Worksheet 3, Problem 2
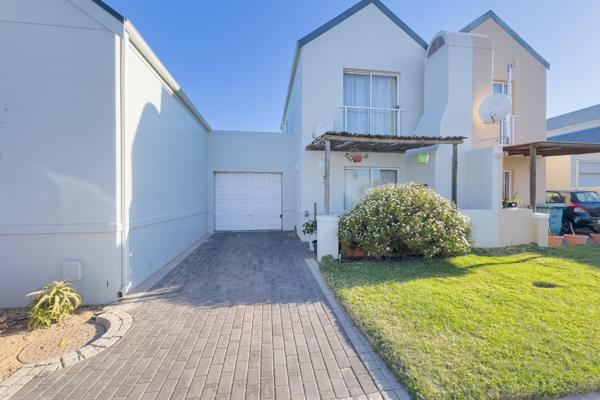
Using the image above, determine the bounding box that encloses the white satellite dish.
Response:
[313,117,333,137]
[479,94,512,124]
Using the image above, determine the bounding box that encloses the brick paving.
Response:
[10,232,391,400]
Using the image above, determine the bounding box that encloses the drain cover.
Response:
[532,281,560,289]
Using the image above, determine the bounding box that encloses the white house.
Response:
[1,0,552,307]
[546,104,600,193]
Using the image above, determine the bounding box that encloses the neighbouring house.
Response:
[1,0,554,307]
[546,105,600,193]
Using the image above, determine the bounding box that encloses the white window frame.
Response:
[493,80,517,144]
[502,169,513,200]
[344,167,400,210]
[342,70,401,135]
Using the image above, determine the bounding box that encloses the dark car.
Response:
[546,190,600,234]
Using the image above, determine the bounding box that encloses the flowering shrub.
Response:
[339,183,472,258]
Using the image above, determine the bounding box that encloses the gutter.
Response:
[119,28,131,296]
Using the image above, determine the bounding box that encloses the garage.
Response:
[577,161,600,188]
[215,172,282,231]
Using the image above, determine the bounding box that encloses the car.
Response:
[546,190,600,234]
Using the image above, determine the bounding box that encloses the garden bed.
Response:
[0,306,103,381]
[320,245,600,399]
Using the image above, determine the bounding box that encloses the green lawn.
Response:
[320,245,600,400]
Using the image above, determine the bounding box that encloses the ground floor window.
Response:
[502,170,513,200]
[344,168,398,210]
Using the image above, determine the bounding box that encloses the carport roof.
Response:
[305,132,465,153]
[504,141,600,157]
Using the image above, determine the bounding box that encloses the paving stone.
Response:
[8,233,400,400]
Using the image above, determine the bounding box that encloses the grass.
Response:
[320,245,600,400]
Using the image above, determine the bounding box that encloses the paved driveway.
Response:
[11,232,392,400]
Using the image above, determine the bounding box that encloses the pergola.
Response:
[306,132,465,214]
[504,141,600,211]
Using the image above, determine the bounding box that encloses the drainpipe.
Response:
[119,27,131,297]
[505,62,517,144]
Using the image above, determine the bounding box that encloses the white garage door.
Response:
[578,161,600,188]
[215,172,282,231]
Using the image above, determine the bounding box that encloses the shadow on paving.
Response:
[135,231,324,308]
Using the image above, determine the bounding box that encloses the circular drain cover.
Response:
[18,321,105,364]
[532,281,560,289]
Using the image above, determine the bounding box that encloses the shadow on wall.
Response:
[125,87,209,292]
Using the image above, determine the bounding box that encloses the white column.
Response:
[316,215,338,261]
[532,212,549,247]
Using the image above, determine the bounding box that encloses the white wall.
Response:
[458,146,502,209]
[0,0,121,306]
[207,131,296,231]
[293,3,426,237]
[124,42,209,290]
[470,19,547,145]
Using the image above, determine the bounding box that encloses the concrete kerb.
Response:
[0,309,133,400]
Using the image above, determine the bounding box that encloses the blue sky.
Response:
[104,0,600,132]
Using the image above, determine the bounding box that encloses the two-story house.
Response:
[1,0,551,307]
[280,0,549,244]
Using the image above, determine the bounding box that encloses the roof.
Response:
[306,132,464,153]
[281,0,428,129]
[547,104,600,131]
[460,10,550,69]
[547,126,600,144]
[504,141,600,157]
[298,0,428,49]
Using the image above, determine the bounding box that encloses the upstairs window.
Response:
[493,80,514,144]
[343,72,399,135]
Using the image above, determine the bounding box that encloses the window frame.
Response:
[342,69,401,135]
[502,169,513,200]
[343,166,400,210]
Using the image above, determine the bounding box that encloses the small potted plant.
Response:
[302,219,317,256]
[502,191,519,208]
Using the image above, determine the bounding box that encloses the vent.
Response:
[427,36,445,58]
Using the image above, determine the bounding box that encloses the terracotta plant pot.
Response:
[547,235,563,247]
[590,234,600,245]
[563,234,588,246]
[345,246,364,258]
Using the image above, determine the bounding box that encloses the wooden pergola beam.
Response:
[530,143,537,212]
[324,139,331,215]
[323,133,463,146]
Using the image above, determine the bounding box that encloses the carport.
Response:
[504,141,600,211]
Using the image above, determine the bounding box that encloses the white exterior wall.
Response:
[123,41,210,290]
[207,131,296,231]
[293,3,425,237]
[0,0,121,306]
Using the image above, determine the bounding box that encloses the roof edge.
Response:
[282,0,428,128]
[90,0,125,22]
[460,10,550,69]
[298,0,427,49]
[125,22,212,131]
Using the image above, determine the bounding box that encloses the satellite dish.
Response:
[479,94,512,124]
[313,117,333,137]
